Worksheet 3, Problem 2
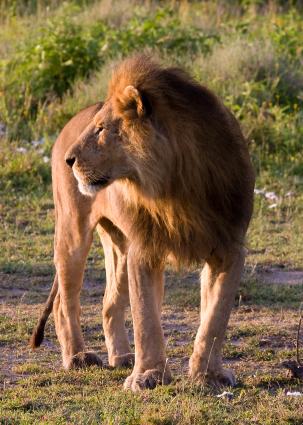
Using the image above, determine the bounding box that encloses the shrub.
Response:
[98,8,220,58]
[2,10,103,140]
[192,29,303,175]
[1,6,220,140]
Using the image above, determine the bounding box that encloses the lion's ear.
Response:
[116,85,152,120]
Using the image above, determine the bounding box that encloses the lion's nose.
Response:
[65,156,76,168]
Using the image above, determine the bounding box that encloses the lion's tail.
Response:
[29,274,58,348]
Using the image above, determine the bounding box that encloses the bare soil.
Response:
[257,268,303,285]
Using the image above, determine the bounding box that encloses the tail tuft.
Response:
[29,274,58,349]
[29,321,45,348]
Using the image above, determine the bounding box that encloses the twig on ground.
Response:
[296,303,303,366]
[281,302,303,380]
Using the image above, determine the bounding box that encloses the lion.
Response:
[30,55,255,391]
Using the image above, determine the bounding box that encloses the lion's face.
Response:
[65,101,135,196]
[65,84,173,198]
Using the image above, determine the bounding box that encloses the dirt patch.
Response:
[257,268,303,285]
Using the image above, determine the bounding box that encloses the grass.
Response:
[1,0,303,424]
[1,270,303,424]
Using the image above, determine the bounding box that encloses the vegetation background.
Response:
[0,0,303,424]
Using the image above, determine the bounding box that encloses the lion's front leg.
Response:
[189,248,245,387]
[53,217,102,370]
[124,247,172,392]
[98,223,134,368]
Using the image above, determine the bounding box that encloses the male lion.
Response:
[31,55,255,391]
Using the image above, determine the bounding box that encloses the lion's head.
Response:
[65,57,177,199]
[65,55,254,266]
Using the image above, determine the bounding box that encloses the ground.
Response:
[1,190,303,423]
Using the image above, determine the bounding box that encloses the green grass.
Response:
[1,1,303,424]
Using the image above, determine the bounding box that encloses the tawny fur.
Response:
[31,55,254,390]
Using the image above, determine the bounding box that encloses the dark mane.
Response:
[110,55,254,266]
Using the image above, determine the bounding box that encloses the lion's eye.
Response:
[95,126,104,136]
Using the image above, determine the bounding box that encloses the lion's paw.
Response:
[124,368,172,392]
[66,351,103,369]
[110,353,135,368]
[190,367,236,388]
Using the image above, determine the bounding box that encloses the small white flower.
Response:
[43,156,50,163]
[16,147,27,154]
[265,191,278,201]
[286,391,302,397]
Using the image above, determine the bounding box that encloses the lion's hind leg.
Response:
[189,247,245,387]
[98,220,134,368]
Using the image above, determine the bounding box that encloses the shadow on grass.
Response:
[166,270,303,310]
[1,262,303,310]
[0,265,106,305]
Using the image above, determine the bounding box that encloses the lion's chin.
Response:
[78,179,112,196]
[78,182,101,197]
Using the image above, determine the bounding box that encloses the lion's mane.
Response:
[106,56,254,267]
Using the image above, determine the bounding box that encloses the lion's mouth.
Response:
[77,175,111,197]
[90,176,111,188]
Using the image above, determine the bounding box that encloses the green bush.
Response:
[270,11,303,59]
[99,8,220,58]
[1,6,220,140]
[2,11,103,140]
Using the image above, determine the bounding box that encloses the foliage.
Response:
[99,8,220,58]
[0,140,51,192]
[1,1,302,180]
[2,9,102,140]
[1,6,220,140]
